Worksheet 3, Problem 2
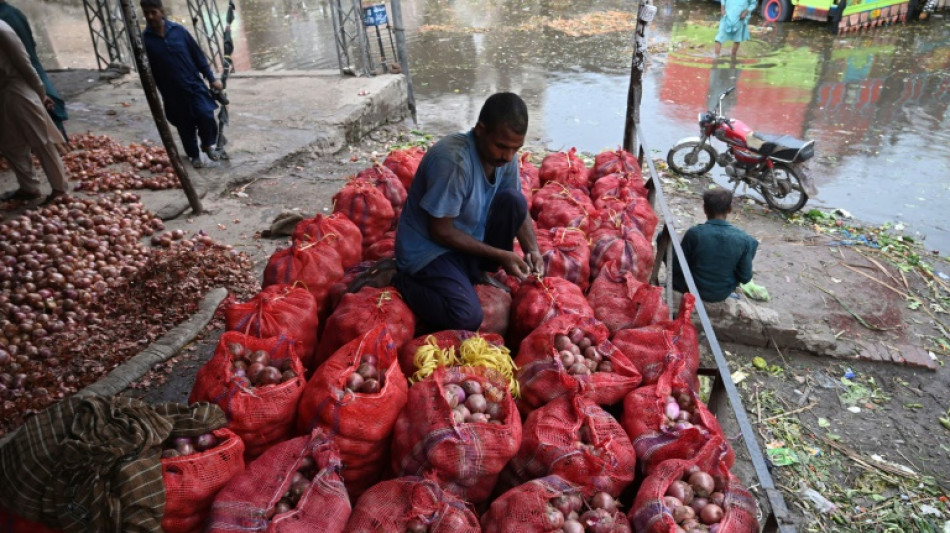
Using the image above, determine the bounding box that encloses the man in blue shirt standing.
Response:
[672,188,758,302]
[394,93,543,331]
[140,0,221,168]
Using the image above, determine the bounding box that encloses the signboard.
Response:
[363,4,388,26]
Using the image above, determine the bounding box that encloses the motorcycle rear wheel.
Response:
[761,163,808,213]
[667,141,717,176]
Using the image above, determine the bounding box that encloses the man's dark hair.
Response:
[703,188,733,216]
[477,92,528,135]
[140,0,163,9]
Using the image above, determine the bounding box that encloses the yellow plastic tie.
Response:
[457,336,520,398]
[410,336,459,384]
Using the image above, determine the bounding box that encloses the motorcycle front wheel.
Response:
[667,142,717,176]
[761,163,809,213]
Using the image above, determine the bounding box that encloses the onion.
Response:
[709,492,725,507]
[357,362,378,380]
[667,480,694,505]
[460,379,482,396]
[578,337,592,350]
[554,334,572,351]
[551,495,573,516]
[465,393,487,413]
[175,442,195,456]
[559,350,575,367]
[664,401,681,420]
[194,433,218,452]
[542,505,564,529]
[444,383,466,405]
[257,366,282,386]
[247,350,270,366]
[663,496,683,510]
[161,448,180,459]
[561,519,584,533]
[359,379,380,394]
[360,354,378,367]
[590,492,617,513]
[247,362,266,382]
[227,342,246,358]
[689,471,715,498]
[346,372,365,391]
[484,401,503,420]
[673,505,695,523]
[568,328,585,344]
[690,497,709,515]
[404,517,428,533]
[700,503,724,524]
[274,501,292,515]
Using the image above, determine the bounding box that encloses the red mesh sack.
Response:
[332,179,395,250]
[225,284,319,371]
[588,260,669,334]
[363,231,395,261]
[356,165,407,217]
[292,212,363,269]
[315,287,416,370]
[382,146,426,191]
[162,428,246,533]
[476,283,511,338]
[398,331,507,379]
[536,227,591,292]
[539,147,590,190]
[515,314,641,409]
[0,507,62,533]
[296,326,408,499]
[391,367,522,504]
[262,240,344,319]
[532,182,598,235]
[190,332,306,459]
[629,456,759,533]
[344,476,480,532]
[510,277,594,345]
[208,430,351,533]
[621,358,733,474]
[589,225,654,282]
[611,294,700,390]
[591,148,642,183]
[519,153,539,205]
[507,395,635,497]
[596,194,658,241]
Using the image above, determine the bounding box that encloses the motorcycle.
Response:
[666,87,817,213]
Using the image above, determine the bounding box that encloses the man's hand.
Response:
[211,80,223,91]
[42,95,54,110]
[740,9,749,18]
[524,250,544,277]
[499,251,531,280]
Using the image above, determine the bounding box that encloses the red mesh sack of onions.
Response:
[515,314,641,410]
[506,395,636,498]
[595,195,658,242]
[363,230,395,261]
[587,260,669,334]
[398,331,506,381]
[532,182,598,235]
[296,325,408,499]
[536,227,592,292]
[332,178,395,251]
[589,225,654,282]
[539,147,590,191]
[0,507,62,533]
[208,429,350,533]
[476,283,512,338]
[225,283,320,372]
[314,287,415,370]
[344,476,480,533]
[190,332,306,459]
[621,358,734,474]
[262,239,344,321]
[383,145,426,191]
[292,212,363,269]
[391,366,522,505]
[591,175,648,213]
[519,152,540,205]
[629,456,759,533]
[356,164,408,218]
[161,428,246,533]
[591,148,642,183]
[611,293,700,390]
[510,276,594,346]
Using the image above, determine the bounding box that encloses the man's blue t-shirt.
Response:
[395,129,519,275]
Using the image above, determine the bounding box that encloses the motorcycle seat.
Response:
[748,132,815,163]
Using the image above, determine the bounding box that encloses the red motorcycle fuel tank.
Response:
[715,118,754,148]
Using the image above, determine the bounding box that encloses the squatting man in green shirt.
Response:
[671,188,758,303]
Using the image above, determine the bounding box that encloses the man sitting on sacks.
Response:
[393,92,544,331]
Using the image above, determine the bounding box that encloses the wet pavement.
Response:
[19,0,950,252]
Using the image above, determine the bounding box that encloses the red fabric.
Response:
[262,240,344,320]
[398,331,506,380]
[475,283,511,338]
[162,428,246,533]
[363,231,395,261]
[344,477,480,532]
[536,227,591,292]
[190,332,306,459]
[595,193,658,241]
[356,165,407,218]
[515,314,641,409]
[225,284,319,371]
[292,213,363,269]
[588,260,669,334]
[315,287,416,370]
[621,358,733,474]
[209,430,351,533]
[382,146,426,191]
[611,293,700,390]
[0,508,62,533]
[591,148,642,183]
[510,277,594,345]
[531,182,598,235]
[296,326,408,499]
[630,456,759,533]
[391,367,522,504]
[332,179,395,250]
[539,148,590,190]
[589,225,654,282]
[507,395,636,497]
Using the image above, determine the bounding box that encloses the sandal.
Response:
[0,189,41,202]
[40,191,68,206]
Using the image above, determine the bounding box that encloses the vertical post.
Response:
[117,0,203,214]
[374,25,387,62]
[623,0,656,153]
[389,0,417,124]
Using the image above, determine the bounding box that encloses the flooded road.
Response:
[20,0,950,252]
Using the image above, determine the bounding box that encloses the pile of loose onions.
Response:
[544,491,630,532]
[554,328,613,376]
[161,432,221,459]
[227,343,297,387]
[443,378,507,425]
[344,354,383,394]
[661,392,709,434]
[64,133,179,191]
[663,467,725,533]
[267,456,316,518]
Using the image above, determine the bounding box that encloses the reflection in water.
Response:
[18,0,950,251]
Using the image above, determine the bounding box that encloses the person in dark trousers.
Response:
[393,92,543,332]
[0,0,68,139]
[672,188,758,303]
[140,0,222,168]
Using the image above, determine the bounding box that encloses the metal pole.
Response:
[374,24,387,62]
[623,0,655,153]
[117,0,203,215]
[389,0,417,123]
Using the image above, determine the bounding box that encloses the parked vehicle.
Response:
[759,0,947,32]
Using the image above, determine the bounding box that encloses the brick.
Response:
[896,343,937,371]
[853,341,936,371]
